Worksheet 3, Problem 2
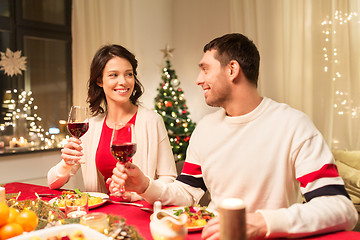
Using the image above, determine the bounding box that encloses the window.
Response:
[0,0,72,154]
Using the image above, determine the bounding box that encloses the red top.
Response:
[95,113,137,192]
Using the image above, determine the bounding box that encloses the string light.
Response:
[322,11,359,120]
[322,11,360,148]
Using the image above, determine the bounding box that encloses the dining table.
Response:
[3,182,360,240]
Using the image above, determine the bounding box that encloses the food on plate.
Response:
[30,229,95,240]
[51,189,102,208]
[172,206,215,228]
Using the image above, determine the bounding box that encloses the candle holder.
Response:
[65,195,89,218]
[80,212,108,233]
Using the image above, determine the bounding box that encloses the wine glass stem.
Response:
[120,160,126,193]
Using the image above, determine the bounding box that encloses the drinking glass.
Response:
[110,123,137,194]
[67,106,89,139]
[80,212,108,233]
[65,194,89,218]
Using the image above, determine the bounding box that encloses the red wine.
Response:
[67,122,89,138]
[111,143,137,164]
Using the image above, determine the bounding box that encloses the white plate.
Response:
[152,206,217,232]
[10,224,108,240]
[48,192,109,210]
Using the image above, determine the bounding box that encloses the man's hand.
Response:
[109,162,150,194]
[201,212,267,240]
[202,217,220,240]
[246,212,267,239]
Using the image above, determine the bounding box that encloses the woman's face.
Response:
[98,56,135,106]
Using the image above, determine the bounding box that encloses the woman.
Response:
[48,44,177,201]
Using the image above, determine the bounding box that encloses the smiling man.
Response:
[110,33,358,239]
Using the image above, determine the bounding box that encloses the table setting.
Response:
[1,182,206,239]
[1,182,360,240]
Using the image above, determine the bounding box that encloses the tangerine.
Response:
[7,208,19,223]
[0,203,9,227]
[0,222,23,239]
[15,209,38,232]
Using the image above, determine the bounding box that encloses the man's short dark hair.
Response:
[204,33,260,86]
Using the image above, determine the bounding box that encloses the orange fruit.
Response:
[0,203,9,227]
[15,209,38,232]
[7,208,19,223]
[0,222,23,239]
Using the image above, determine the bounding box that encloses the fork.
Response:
[102,198,143,207]
[37,193,60,197]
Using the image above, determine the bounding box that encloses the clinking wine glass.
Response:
[67,106,89,138]
[111,123,137,194]
[67,106,89,164]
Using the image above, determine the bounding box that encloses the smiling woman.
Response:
[47,44,177,202]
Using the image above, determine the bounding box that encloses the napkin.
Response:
[0,187,5,203]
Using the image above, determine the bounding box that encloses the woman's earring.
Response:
[132,90,136,96]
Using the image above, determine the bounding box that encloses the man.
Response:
[110,33,358,239]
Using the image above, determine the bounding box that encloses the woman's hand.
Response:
[60,137,84,165]
[109,162,150,194]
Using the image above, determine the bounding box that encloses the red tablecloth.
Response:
[4,182,360,240]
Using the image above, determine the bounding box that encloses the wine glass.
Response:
[110,122,137,194]
[67,106,89,164]
[67,106,89,138]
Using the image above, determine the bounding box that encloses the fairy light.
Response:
[324,11,360,148]
[322,11,359,120]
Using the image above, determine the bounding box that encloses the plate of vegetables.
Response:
[168,206,217,232]
[48,189,108,210]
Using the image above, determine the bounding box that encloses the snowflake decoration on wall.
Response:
[0,48,27,77]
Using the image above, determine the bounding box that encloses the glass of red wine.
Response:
[67,106,89,138]
[67,106,89,164]
[110,122,137,195]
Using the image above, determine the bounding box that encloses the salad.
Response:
[51,189,102,208]
[173,206,216,228]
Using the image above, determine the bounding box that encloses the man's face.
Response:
[196,49,231,107]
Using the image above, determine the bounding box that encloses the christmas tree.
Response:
[154,45,196,162]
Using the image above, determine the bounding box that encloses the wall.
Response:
[172,0,231,121]
[132,0,231,122]
[0,150,84,190]
[131,0,173,112]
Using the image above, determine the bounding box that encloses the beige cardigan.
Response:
[47,106,177,198]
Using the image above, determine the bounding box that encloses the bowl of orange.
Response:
[0,202,39,240]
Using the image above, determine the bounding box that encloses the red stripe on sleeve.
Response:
[181,162,202,175]
[297,164,340,188]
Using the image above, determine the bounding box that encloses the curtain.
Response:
[230,0,360,150]
[71,0,133,108]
